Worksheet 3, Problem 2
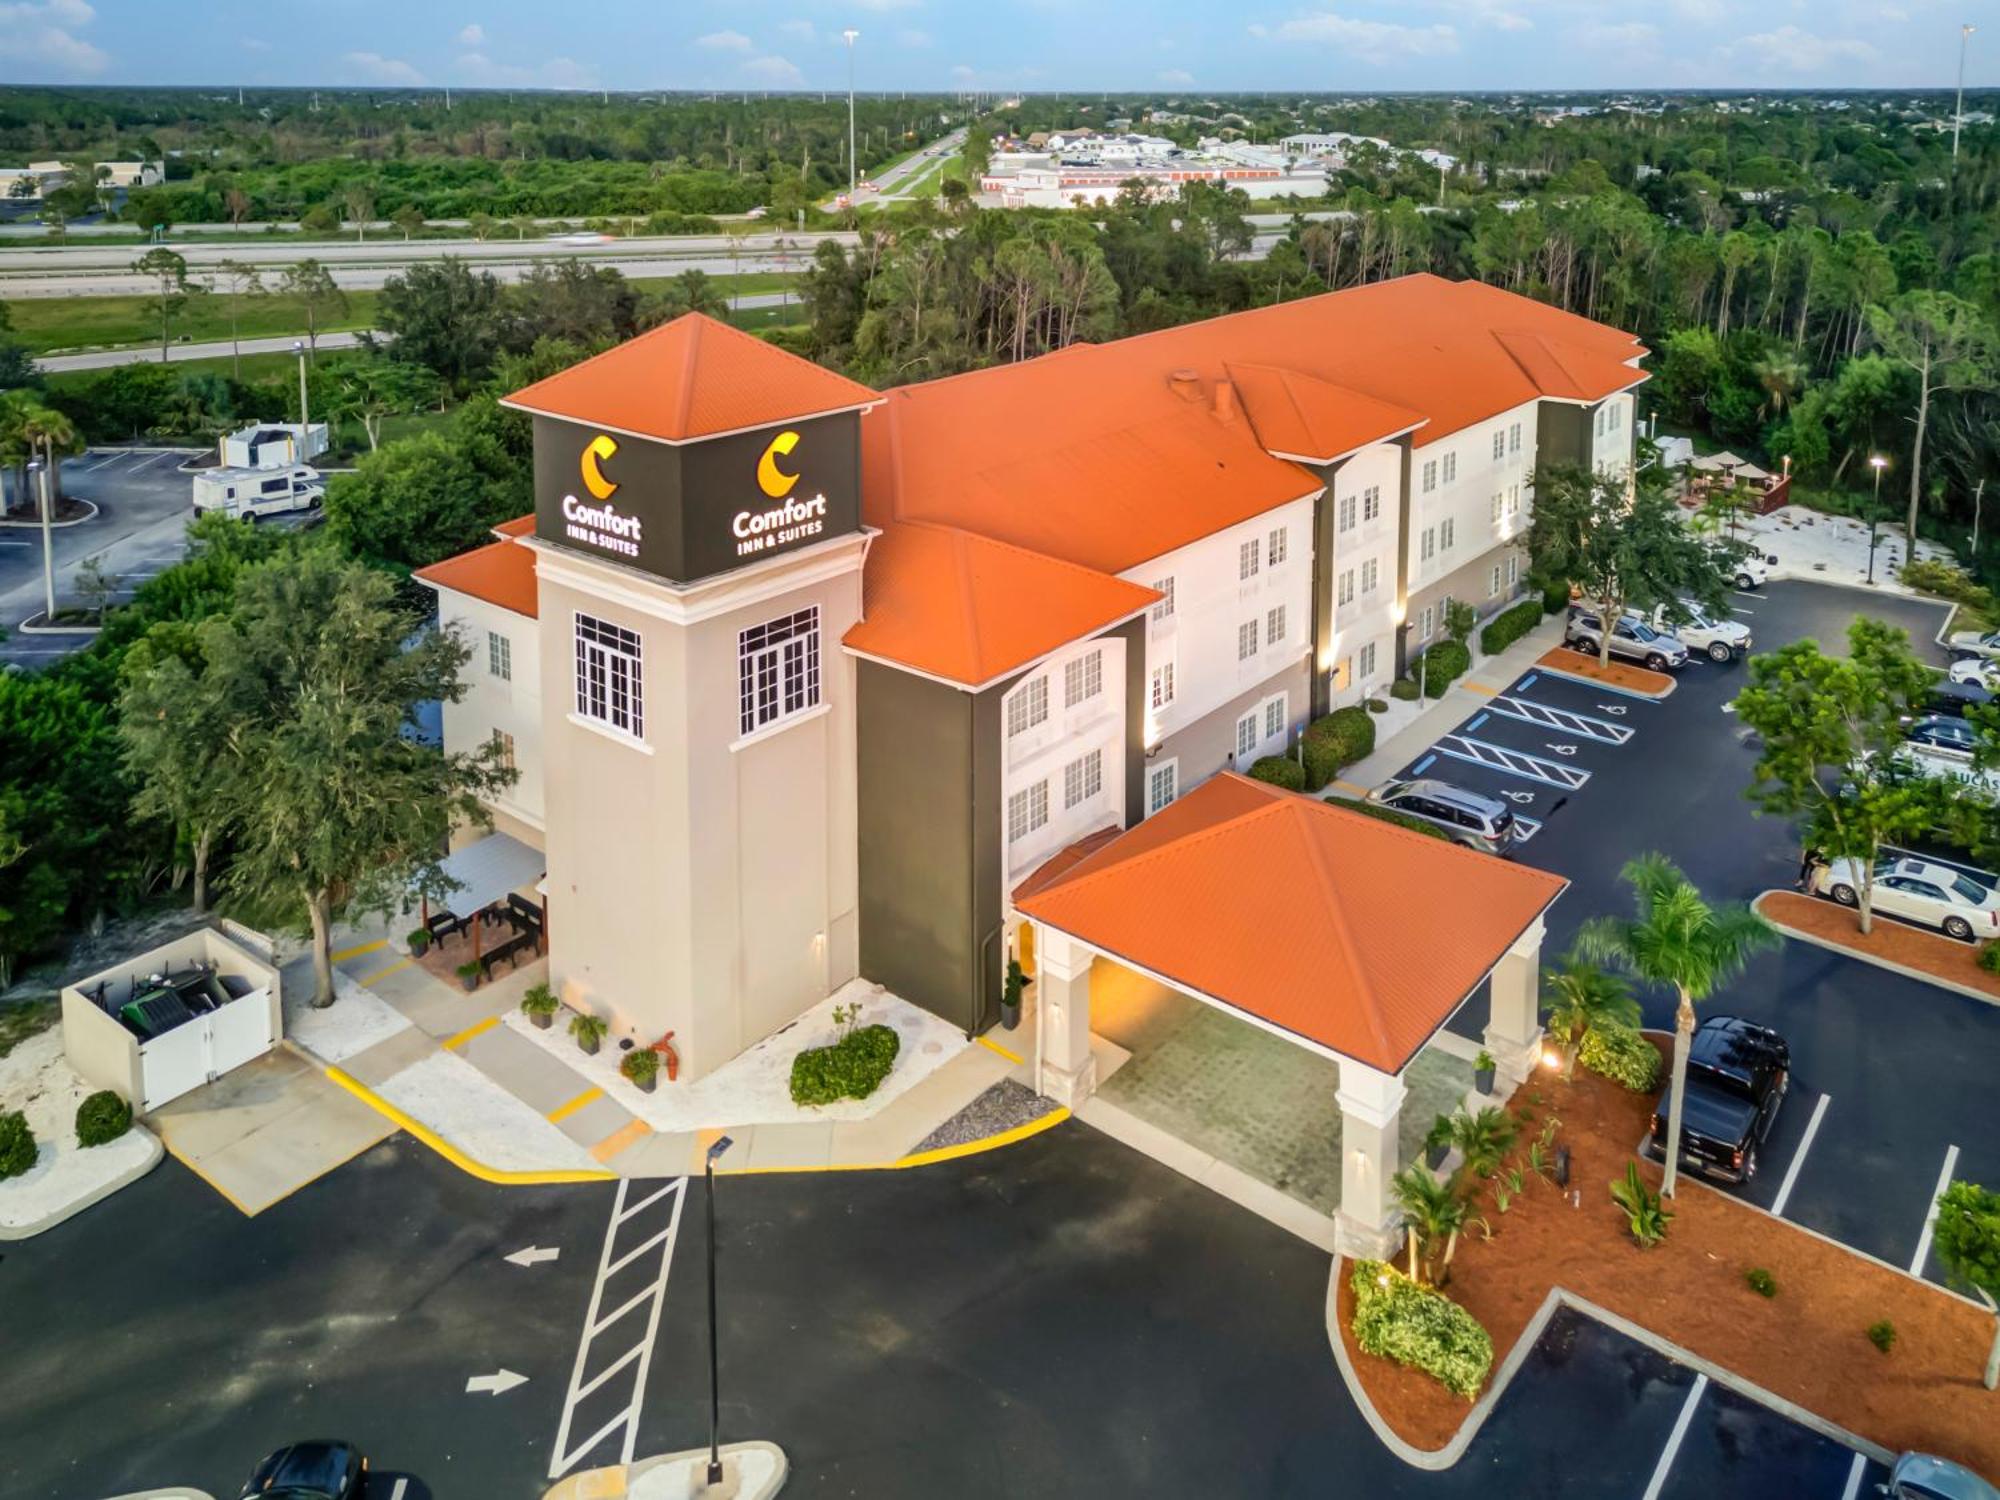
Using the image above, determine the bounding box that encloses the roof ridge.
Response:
[1026,793,1292,905]
[947,527,985,673]
[674,316,703,437]
[1283,798,1394,1061]
[893,517,1159,596]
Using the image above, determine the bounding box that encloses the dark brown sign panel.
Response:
[533,412,861,586]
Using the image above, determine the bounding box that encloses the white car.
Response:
[1711,545,1775,590]
[1810,855,2000,942]
[1949,657,2000,688]
[1654,600,1751,663]
[1949,628,2000,663]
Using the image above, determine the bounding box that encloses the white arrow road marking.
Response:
[1721,702,1737,714]
[504,1245,561,1268]
[389,1480,408,1500]
[467,1369,530,1396]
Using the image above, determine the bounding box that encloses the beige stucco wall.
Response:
[534,536,865,1080]
[1405,539,1530,650]
[1149,652,1311,807]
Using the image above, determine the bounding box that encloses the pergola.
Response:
[422,831,548,972]
[1014,774,1567,1260]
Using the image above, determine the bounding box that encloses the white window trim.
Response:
[567,710,656,755]
[729,697,831,754]
[1147,758,1180,815]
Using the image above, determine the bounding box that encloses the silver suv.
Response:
[1565,609,1689,671]
[1365,777,1519,856]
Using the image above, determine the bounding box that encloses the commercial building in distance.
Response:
[417,274,1643,1090]
[980,129,1327,207]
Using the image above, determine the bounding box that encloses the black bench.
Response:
[428,910,469,944]
[479,930,539,979]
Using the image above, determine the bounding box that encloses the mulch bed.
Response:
[1535,647,1676,697]
[1759,890,2000,1002]
[1338,1040,2000,1475]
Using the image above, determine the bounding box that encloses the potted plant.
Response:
[1000,957,1025,1031]
[521,982,559,1031]
[455,959,480,993]
[406,926,432,958]
[621,1047,661,1094]
[569,1010,609,1057]
[1474,1050,1497,1095]
[1424,1113,1453,1171]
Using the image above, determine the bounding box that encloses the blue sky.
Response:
[0,1,1990,93]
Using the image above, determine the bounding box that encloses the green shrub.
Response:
[1867,1319,1897,1354]
[1610,1161,1673,1248]
[1301,707,1376,789]
[75,1090,132,1147]
[1325,797,1454,840]
[1899,558,1994,613]
[1365,697,1388,714]
[1415,639,1471,693]
[790,1023,901,1107]
[1480,599,1543,657]
[1979,941,2000,976]
[1578,1025,1660,1091]
[1348,1260,1494,1400]
[0,1110,35,1179]
[1390,677,1421,701]
[521,982,560,1017]
[1248,755,1306,791]
[620,1048,660,1084]
[568,1011,609,1046]
[1745,1267,1777,1298]
[1540,576,1572,615]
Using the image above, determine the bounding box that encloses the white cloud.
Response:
[0,0,108,75]
[950,63,976,82]
[1669,0,1728,20]
[1249,12,1459,62]
[1717,24,1876,73]
[1447,0,1531,30]
[896,27,932,47]
[342,50,427,85]
[777,18,815,42]
[696,29,754,52]
[742,53,805,85]
[1583,20,1661,48]
[457,23,485,47]
[1158,68,1195,84]
[455,50,596,88]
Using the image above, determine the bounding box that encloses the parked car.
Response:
[1810,854,2000,942]
[1565,609,1689,671]
[237,1440,366,1499]
[1650,599,1751,663]
[1364,777,1519,856]
[1711,544,1775,590]
[1878,1451,2000,1500]
[1924,678,1994,721]
[1948,626,2000,662]
[1904,714,1980,759]
[1645,1015,1789,1183]
[1948,657,2000,688]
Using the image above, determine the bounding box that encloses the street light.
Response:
[843,30,861,202]
[1954,24,1977,164]
[1868,454,1888,585]
[291,339,309,458]
[704,1134,735,1487]
[29,458,53,623]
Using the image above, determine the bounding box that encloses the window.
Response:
[1595,405,1607,437]
[1008,675,1049,737]
[1338,494,1356,533]
[1443,451,1457,483]
[1063,650,1102,709]
[1147,760,1178,815]
[1007,781,1049,844]
[1419,605,1434,640]
[1361,558,1379,594]
[1509,421,1522,454]
[1610,404,1623,431]
[1420,527,1436,562]
[1492,431,1506,460]
[1238,620,1259,661]
[1507,484,1520,517]
[1266,604,1286,646]
[1239,538,1261,580]
[1359,641,1377,679]
[1149,576,1176,621]
[1421,459,1437,493]
[1338,569,1355,606]
[1150,661,1176,710]
[1363,484,1381,521]
[1063,750,1103,810]
[737,606,820,739]
[1235,710,1259,761]
[491,728,515,772]
[1440,518,1455,551]
[575,612,644,740]
[1263,693,1285,740]
[1268,526,1289,566]
[1489,565,1502,597]
[487,630,512,682]
[1506,554,1520,586]
[1490,492,1503,524]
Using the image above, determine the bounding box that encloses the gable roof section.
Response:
[1015,774,1567,1075]
[845,522,1159,689]
[1490,329,1648,404]
[1225,361,1428,463]
[414,535,538,619]
[501,312,881,443]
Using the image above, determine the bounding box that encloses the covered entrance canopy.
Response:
[1014,774,1566,1257]
[421,831,549,977]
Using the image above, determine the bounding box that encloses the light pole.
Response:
[292,339,309,456]
[704,1134,735,1487]
[843,29,860,202]
[1868,454,1888,585]
[30,458,53,623]
[1954,24,1977,164]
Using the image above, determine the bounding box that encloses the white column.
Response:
[1484,916,1546,1091]
[1034,924,1096,1107]
[1334,1056,1408,1262]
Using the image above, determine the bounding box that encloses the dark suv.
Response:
[1645,1016,1789,1183]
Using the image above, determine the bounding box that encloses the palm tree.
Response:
[1753,350,1808,420]
[1575,854,1779,1198]
[1446,1105,1517,1180]
[17,401,79,622]
[1390,1164,1468,1285]
[1542,956,1640,1081]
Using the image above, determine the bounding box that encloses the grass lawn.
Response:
[909,156,967,200]
[11,291,381,356]
[38,344,375,393]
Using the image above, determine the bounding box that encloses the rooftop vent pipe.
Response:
[1168,368,1202,402]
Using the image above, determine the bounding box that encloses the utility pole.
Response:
[1974,477,1988,556]
[32,460,54,625]
[844,29,860,199]
[1954,24,1977,164]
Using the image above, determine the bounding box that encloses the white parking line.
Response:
[1839,1451,1867,1500]
[1770,1091,1830,1219]
[1641,1373,1709,1500]
[1909,1143,1960,1275]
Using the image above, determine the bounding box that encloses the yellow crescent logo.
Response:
[757,430,801,499]
[581,433,619,501]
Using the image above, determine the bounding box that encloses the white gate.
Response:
[207,993,272,1077]
[136,989,277,1111]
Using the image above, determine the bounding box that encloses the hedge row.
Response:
[1248,755,1306,791]
[1479,599,1543,657]
[790,1023,901,1107]
[1579,1024,1660,1092]
[1349,1259,1495,1401]
[1325,797,1454,840]
[1302,707,1376,790]
[1414,638,1471,693]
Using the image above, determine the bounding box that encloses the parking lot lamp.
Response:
[29,458,53,622]
[292,339,309,454]
[843,31,861,201]
[1868,455,1887,585]
[704,1134,735,1486]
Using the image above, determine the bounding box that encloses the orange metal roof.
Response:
[502,312,881,443]
[1015,775,1567,1075]
[414,536,538,619]
[1225,361,1428,462]
[491,514,534,539]
[846,522,1159,688]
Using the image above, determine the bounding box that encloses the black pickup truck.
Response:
[1645,1016,1790,1184]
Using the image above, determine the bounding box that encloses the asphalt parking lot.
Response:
[1399,580,1998,1284]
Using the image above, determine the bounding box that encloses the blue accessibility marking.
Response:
[1466,712,1490,733]
[1412,753,1437,775]
[1517,672,1540,692]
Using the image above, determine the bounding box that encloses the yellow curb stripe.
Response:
[441,1014,500,1051]
[547,1086,604,1124]
[1330,779,1370,798]
[323,1065,614,1186]
[164,1142,260,1217]
[1464,681,1498,696]
[589,1117,653,1162]
[719,1106,1072,1177]
[330,938,387,964]
[355,956,413,987]
[976,1035,1024,1065]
